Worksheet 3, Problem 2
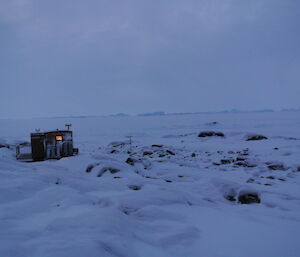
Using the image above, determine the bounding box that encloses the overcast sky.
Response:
[1,0,299,118]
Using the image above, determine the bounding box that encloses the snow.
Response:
[0,111,299,257]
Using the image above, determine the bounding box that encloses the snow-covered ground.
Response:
[0,112,299,257]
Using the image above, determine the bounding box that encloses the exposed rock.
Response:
[126,157,137,166]
[128,185,141,191]
[238,192,261,204]
[268,164,287,171]
[191,153,196,157]
[246,134,268,141]
[107,167,120,174]
[97,167,120,177]
[234,162,257,168]
[220,159,232,164]
[152,144,163,148]
[143,151,153,156]
[166,150,175,155]
[246,178,255,183]
[205,121,219,126]
[55,178,61,185]
[86,163,99,173]
[198,131,225,138]
[266,176,275,180]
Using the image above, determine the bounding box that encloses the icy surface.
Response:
[0,112,299,257]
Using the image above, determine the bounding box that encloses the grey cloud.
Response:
[1,0,299,118]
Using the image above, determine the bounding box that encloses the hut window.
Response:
[56,135,63,141]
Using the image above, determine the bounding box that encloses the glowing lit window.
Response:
[56,135,63,141]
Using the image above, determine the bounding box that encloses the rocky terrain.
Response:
[0,111,299,257]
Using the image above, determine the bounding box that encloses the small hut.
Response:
[16,127,78,161]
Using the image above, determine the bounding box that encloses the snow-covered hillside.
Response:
[0,112,299,257]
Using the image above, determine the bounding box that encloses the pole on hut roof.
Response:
[65,124,72,131]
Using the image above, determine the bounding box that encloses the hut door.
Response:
[31,135,45,161]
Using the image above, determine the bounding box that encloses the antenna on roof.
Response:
[65,124,72,131]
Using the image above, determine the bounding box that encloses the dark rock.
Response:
[246,135,268,141]
[126,157,137,166]
[246,178,255,183]
[278,178,286,182]
[128,185,141,191]
[0,144,9,149]
[165,179,172,183]
[97,167,120,177]
[268,164,287,171]
[235,162,257,168]
[86,164,98,173]
[236,157,246,161]
[264,184,272,186]
[191,153,196,157]
[110,150,117,154]
[206,121,219,126]
[198,131,225,138]
[166,150,175,155]
[220,159,232,164]
[143,151,153,156]
[107,167,120,174]
[152,144,163,148]
[238,193,261,204]
[266,176,275,180]
[274,147,279,150]
[213,162,221,166]
[178,175,184,178]
[228,151,235,154]
[159,154,166,158]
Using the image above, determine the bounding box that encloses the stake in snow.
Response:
[16,124,78,161]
